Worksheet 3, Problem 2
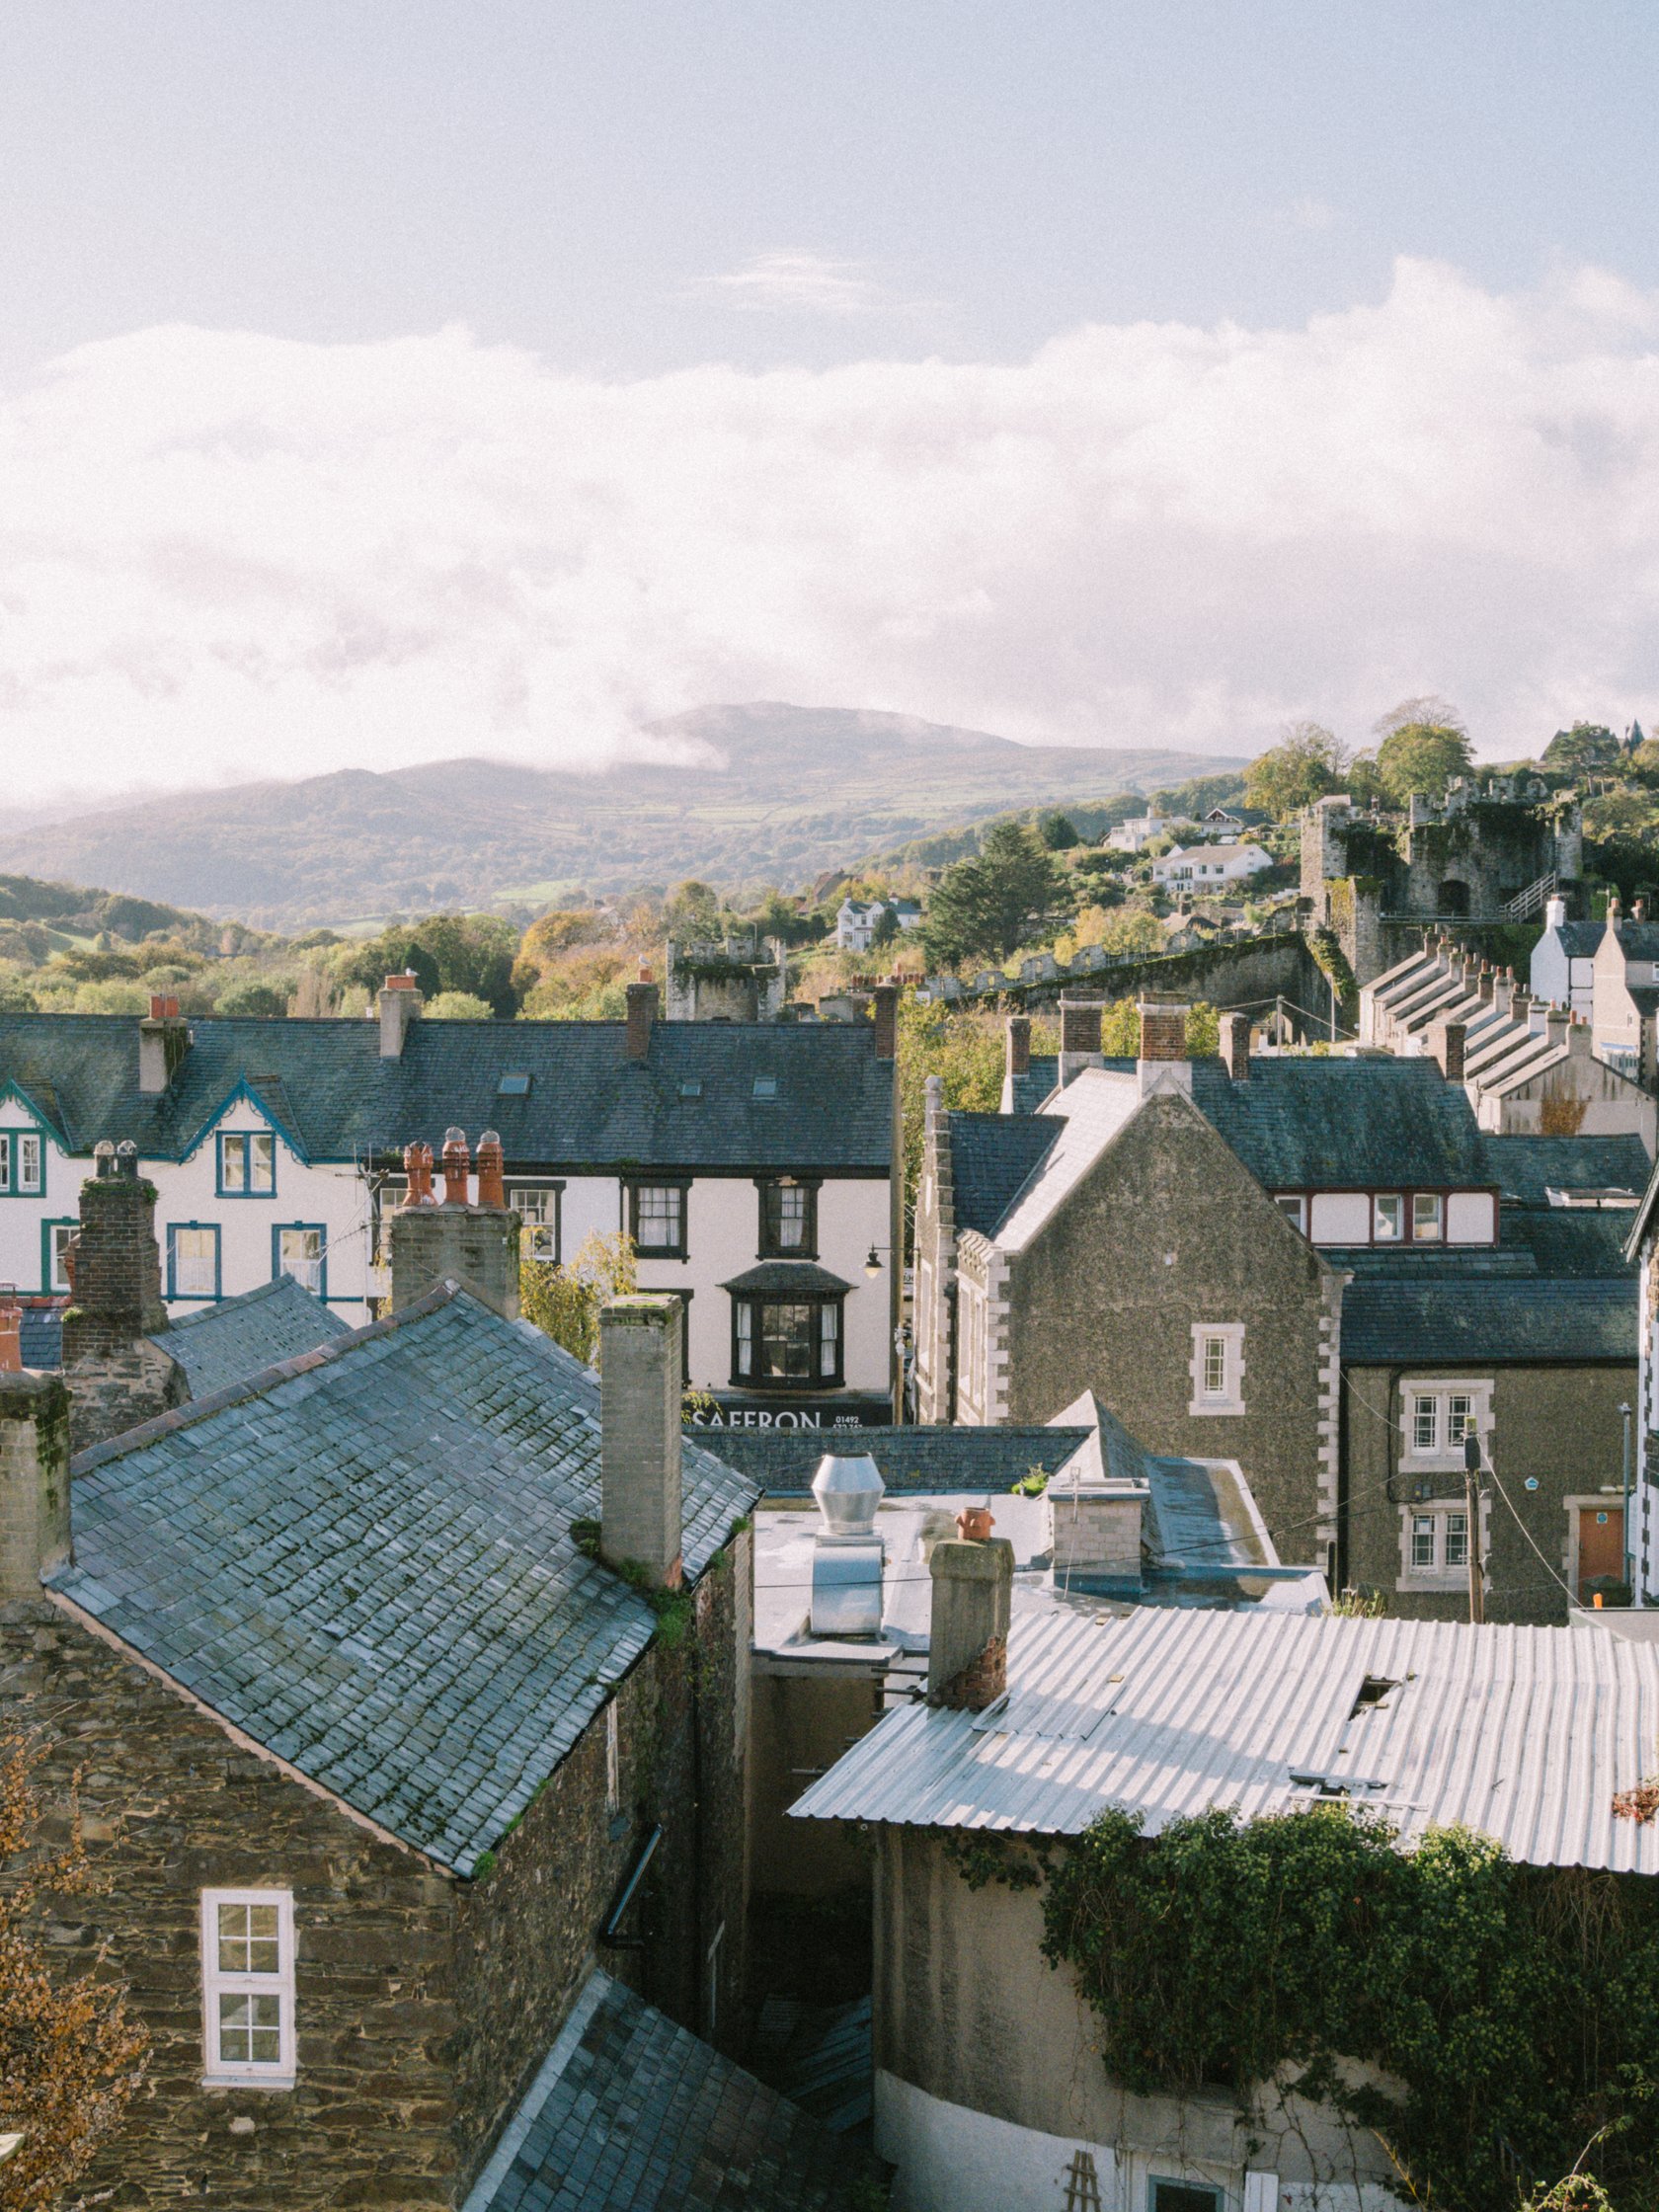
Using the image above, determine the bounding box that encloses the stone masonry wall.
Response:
[0,1607,460,2212]
[1000,1093,1337,1567]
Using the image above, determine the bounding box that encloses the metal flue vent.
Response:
[810,1453,886,1637]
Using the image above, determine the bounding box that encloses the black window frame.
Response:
[730,1291,845,1390]
[627,1177,691,1260]
[509,1180,565,1265]
[755,1175,820,1260]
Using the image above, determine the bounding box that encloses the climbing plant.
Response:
[1031,1804,1659,2212]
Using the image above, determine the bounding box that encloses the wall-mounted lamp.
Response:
[864,1244,884,1279]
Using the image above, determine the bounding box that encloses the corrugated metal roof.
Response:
[790,1607,1659,1873]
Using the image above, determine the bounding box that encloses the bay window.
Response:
[732,1295,844,1387]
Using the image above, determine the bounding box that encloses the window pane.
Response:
[1413,1192,1444,1242]
[759,1303,814,1379]
[222,1135,246,1192]
[1374,1195,1403,1241]
[217,1992,282,2066]
[1445,1511,1469,1569]
[0,1135,10,1193]
[19,1134,40,1192]
[276,1228,323,1293]
[1411,1514,1436,1569]
[250,1135,276,1193]
[1275,1195,1304,1228]
[1447,1394,1473,1445]
[1202,1336,1227,1396]
[217,1901,251,1970]
[736,1304,753,1378]
[819,1302,839,1378]
[174,1228,216,1298]
[1412,1395,1438,1451]
[636,1188,681,1248]
[49,1225,74,1292]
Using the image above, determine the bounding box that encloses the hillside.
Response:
[0,704,1243,930]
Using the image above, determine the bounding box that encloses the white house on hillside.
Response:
[1149,842,1273,891]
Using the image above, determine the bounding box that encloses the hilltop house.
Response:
[0,978,900,1425]
[1147,841,1272,891]
[835,898,920,952]
[1104,812,1196,854]
[0,1158,875,2209]
[914,1004,1640,1620]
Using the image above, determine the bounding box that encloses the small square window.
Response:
[1412,1192,1444,1242]
[751,1075,777,1099]
[275,1226,324,1296]
[0,1131,44,1197]
[511,1186,560,1263]
[497,1072,531,1097]
[1374,1194,1404,1242]
[1274,1194,1305,1231]
[1150,2182,1223,2212]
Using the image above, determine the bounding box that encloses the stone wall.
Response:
[1343,1361,1635,1623]
[996,1093,1339,1565]
[60,1170,190,1452]
[0,1606,460,2212]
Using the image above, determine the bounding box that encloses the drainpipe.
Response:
[1620,1401,1636,1604]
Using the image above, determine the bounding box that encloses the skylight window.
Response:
[679,1079,703,1099]
[497,1073,531,1097]
[752,1075,777,1099]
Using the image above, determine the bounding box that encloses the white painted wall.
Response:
[1308,1192,1370,1244]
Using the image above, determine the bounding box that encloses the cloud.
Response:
[3,258,1659,806]
[699,249,907,316]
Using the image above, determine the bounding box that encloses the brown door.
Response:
[1577,1505,1625,1599]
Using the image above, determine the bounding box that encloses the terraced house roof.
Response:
[154,1274,350,1397]
[0,1011,893,1172]
[49,1289,758,1873]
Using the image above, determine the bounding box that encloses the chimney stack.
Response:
[60,1144,188,1452]
[1545,1004,1569,1050]
[0,1370,72,1602]
[1219,1012,1251,1082]
[625,970,659,1062]
[1004,1014,1031,1082]
[1429,1017,1467,1084]
[378,973,423,1060]
[599,1297,683,1591]
[388,1132,520,1319]
[1059,997,1102,1057]
[0,1298,20,1376]
[1544,895,1568,930]
[871,979,899,1062]
[926,1522,1014,1710]
[1137,999,1192,1098]
[137,996,189,1095]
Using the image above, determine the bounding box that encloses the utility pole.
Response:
[1620,1400,1635,1604]
[1462,1431,1485,1625]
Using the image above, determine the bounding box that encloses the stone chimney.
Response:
[926,1525,1014,1710]
[626,966,659,1062]
[1048,1454,1148,1593]
[388,1133,520,1319]
[1219,1012,1251,1082]
[1492,969,1514,1019]
[1058,996,1103,1088]
[0,1369,72,1603]
[871,979,899,1062]
[378,973,423,1060]
[1005,1014,1031,1083]
[60,1143,188,1452]
[137,995,190,1095]
[1545,1004,1569,1051]
[1137,999,1192,1099]
[1477,965,1495,1003]
[1428,1018,1466,1084]
[0,1298,20,1375]
[1545,895,1568,930]
[599,1296,683,1591]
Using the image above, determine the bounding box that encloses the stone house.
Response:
[791,1570,1659,2212]
[915,1004,1642,1620]
[0,979,900,1422]
[0,1155,837,2209]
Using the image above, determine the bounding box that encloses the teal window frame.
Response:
[272,1223,327,1300]
[0,1126,46,1198]
[40,1217,75,1294]
[166,1222,222,1303]
[217,1130,276,1198]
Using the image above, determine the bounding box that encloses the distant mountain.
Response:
[0,703,1244,930]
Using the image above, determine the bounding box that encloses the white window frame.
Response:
[1188,1322,1245,1416]
[1273,1194,1306,1234]
[510,1184,562,1264]
[1397,1501,1481,1591]
[1412,1191,1445,1243]
[1373,1193,1404,1242]
[1402,1378,1492,1472]
[199,1887,296,2089]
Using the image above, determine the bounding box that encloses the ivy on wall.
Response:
[949,1804,1659,2212]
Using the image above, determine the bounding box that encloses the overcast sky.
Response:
[3,1,1658,800]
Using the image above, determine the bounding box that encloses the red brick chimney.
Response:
[1430,1017,1467,1083]
[1220,1012,1251,1081]
[390,1133,520,1319]
[0,1299,21,1375]
[1005,1014,1031,1081]
[626,969,659,1062]
[1059,997,1103,1056]
[871,979,899,1062]
[927,1530,1014,1710]
[138,996,190,1095]
[1138,999,1189,1062]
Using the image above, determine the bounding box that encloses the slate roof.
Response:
[948,1111,1061,1236]
[1612,924,1659,960]
[464,1971,868,2212]
[153,1275,350,1398]
[0,1012,892,1172]
[707,1424,1090,1495]
[1479,1134,1650,1205]
[1340,1277,1634,1364]
[18,1298,63,1370]
[1187,1056,1484,1189]
[1548,921,1605,958]
[719,1262,852,1297]
[49,1289,758,1873]
[1007,1055,1060,1114]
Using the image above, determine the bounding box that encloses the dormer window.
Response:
[219,1132,276,1197]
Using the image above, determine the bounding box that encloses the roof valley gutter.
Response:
[46,1590,448,1873]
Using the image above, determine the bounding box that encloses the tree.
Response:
[661,880,723,940]
[422,990,494,1020]
[213,981,289,1018]
[895,994,1006,1242]
[921,821,1066,968]
[1243,722,1348,819]
[337,913,520,1016]
[1037,810,1079,851]
[0,1738,148,2206]
[1372,698,1472,803]
[1542,722,1621,780]
[520,1230,638,1365]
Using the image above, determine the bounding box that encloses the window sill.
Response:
[201,2072,295,2093]
[1188,1398,1245,1418]
[1395,1573,1471,1594]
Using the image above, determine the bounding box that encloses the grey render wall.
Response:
[986,1094,1340,1564]
[1343,1361,1634,1624]
[871,1824,1398,2190]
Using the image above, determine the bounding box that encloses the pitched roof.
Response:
[1187,1056,1484,1188]
[464,1970,868,2212]
[1547,921,1605,957]
[49,1290,757,1873]
[18,1297,64,1370]
[1479,1134,1651,1205]
[1340,1276,1634,1364]
[0,1012,892,1172]
[1611,923,1659,960]
[1007,1055,1060,1114]
[791,1607,1659,1874]
[707,1424,1090,1495]
[153,1274,350,1398]
[948,1111,1061,1236]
